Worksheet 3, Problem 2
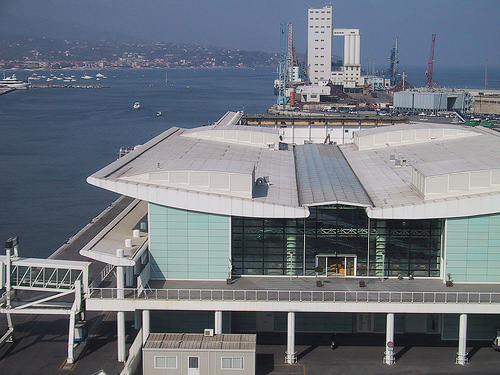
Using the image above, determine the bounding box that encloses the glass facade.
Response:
[231,204,442,278]
[370,219,442,277]
[231,217,304,276]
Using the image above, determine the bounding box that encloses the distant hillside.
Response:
[0,34,279,70]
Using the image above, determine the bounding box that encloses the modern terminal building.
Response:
[82,111,500,370]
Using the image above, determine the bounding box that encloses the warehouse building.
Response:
[393,89,471,115]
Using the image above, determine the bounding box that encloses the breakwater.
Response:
[29,84,109,89]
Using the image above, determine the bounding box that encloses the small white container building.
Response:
[143,333,256,375]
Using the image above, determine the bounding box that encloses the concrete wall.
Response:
[149,204,230,280]
[280,124,360,145]
[445,213,500,283]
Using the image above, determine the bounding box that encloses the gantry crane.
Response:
[425,34,436,88]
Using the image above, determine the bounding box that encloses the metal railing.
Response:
[88,287,500,305]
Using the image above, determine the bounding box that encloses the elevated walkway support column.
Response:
[384,313,395,365]
[66,279,81,365]
[456,314,469,365]
[134,310,141,329]
[142,310,150,344]
[285,312,296,364]
[116,249,126,363]
[214,311,222,335]
[4,248,14,342]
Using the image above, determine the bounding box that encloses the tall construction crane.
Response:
[388,38,399,86]
[276,23,288,107]
[425,34,436,88]
[287,23,294,83]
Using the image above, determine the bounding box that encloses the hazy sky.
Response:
[1,0,499,69]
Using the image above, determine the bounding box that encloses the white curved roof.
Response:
[88,114,308,218]
[343,123,500,219]
[88,113,500,220]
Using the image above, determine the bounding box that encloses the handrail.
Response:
[87,287,500,305]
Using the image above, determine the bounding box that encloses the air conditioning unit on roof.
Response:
[204,329,214,337]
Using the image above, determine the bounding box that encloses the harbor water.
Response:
[0,66,498,258]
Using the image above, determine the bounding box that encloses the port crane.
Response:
[425,34,436,88]
[276,23,296,109]
[276,23,288,107]
[388,38,400,86]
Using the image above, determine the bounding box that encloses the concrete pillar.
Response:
[125,266,134,287]
[285,312,296,364]
[384,313,395,365]
[67,310,76,364]
[117,311,126,362]
[134,310,141,329]
[142,310,150,345]
[456,314,468,365]
[215,311,223,335]
[116,249,126,362]
[116,249,125,299]
[5,249,11,308]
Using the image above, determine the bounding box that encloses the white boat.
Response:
[0,74,29,89]
[133,102,140,109]
[96,73,106,79]
[81,73,93,80]
[156,111,162,117]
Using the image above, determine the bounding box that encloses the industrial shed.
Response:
[143,333,257,375]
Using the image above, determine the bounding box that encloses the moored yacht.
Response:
[0,74,29,89]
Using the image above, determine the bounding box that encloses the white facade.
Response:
[307,5,333,85]
[332,29,362,88]
[306,5,363,89]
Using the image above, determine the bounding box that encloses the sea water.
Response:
[0,67,498,257]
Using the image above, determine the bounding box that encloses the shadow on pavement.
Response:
[256,353,274,375]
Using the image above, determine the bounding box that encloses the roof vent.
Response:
[204,329,214,337]
[255,176,269,186]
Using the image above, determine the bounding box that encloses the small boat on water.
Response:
[156,111,162,117]
[133,102,140,109]
[81,73,93,80]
